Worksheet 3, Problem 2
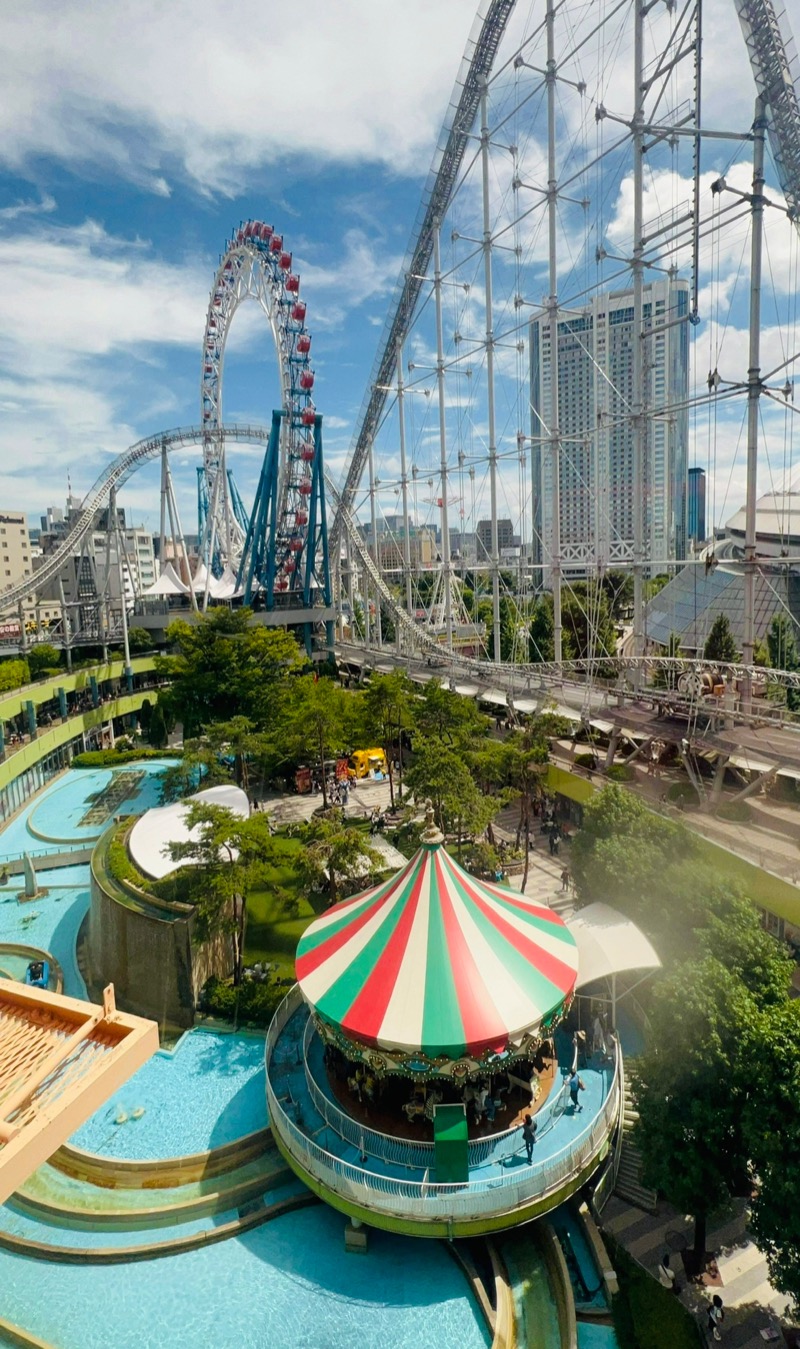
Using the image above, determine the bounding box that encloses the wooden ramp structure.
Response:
[0,978,158,1205]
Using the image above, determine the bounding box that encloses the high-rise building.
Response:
[530,278,689,579]
[476,518,515,558]
[0,511,62,640]
[688,467,707,546]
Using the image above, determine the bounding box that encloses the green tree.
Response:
[0,659,30,692]
[742,999,800,1306]
[27,644,61,678]
[159,739,232,802]
[158,610,306,736]
[635,957,757,1267]
[285,676,354,809]
[766,613,800,711]
[298,808,384,906]
[703,613,738,663]
[127,627,155,654]
[148,702,169,749]
[361,671,414,809]
[167,802,276,984]
[414,679,487,745]
[529,595,555,662]
[405,737,493,847]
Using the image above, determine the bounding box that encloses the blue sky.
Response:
[0,0,798,545]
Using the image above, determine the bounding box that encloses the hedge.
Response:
[72,748,179,768]
[201,976,283,1028]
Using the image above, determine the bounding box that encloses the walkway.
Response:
[602,1193,790,1345]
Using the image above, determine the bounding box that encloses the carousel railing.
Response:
[267,988,621,1222]
[300,999,574,1171]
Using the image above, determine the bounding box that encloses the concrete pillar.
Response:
[58,687,68,720]
[344,1218,368,1254]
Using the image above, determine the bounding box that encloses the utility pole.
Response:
[368,438,382,648]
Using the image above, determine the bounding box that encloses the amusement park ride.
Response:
[1,0,800,710]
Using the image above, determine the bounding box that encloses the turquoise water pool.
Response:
[0,1206,491,1349]
[71,1029,267,1159]
[0,864,89,998]
[0,761,172,859]
[577,1324,621,1348]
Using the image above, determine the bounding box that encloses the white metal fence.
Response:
[267,987,620,1223]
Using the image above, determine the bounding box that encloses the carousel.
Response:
[295,809,579,1124]
[265,808,629,1238]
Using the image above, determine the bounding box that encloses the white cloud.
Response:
[0,1,479,194]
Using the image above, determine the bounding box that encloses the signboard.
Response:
[295,766,312,795]
[335,757,350,782]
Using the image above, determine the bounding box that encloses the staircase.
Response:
[614,1076,658,1213]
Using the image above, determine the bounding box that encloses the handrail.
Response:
[267,987,620,1220]
[300,1003,573,1171]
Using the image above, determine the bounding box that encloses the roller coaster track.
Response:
[328,0,517,553]
[735,0,800,224]
[330,0,800,543]
[327,476,800,693]
[0,424,271,613]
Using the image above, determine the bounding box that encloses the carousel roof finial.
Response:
[420,799,444,848]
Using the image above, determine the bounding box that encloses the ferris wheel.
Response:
[200,220,317,582]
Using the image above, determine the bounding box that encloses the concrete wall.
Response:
[88,848,229,1031]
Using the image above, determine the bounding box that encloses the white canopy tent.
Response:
[142,562,188,597]
[569,901,661,1028]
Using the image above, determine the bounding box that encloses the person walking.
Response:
[707,1294,724,1341]
[657,1253,678,1293]
[568,1069,584,1112]
[521,1113,537,1164]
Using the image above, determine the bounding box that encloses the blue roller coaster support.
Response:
[227,470,250,537]
[237,410,332,656]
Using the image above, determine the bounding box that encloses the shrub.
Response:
[666,782,698,806]
[0,658,30,692]
[201,976,284,1027]
[575,751,600,769]
[717,799,752,824]
[106,826,153,894]
[607,763,635,783]
[72,748,178,768]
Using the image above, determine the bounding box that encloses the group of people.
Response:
[658,1256,726,1340]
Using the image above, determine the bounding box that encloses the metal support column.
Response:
[368,439,382,648]
[742,96,768,681]
[433,222,453,650]
[397,339,414,627]
[632,0,647,662]
[481,82,502,663]
[545,0,563,665]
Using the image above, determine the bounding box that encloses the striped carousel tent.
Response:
[295,829,579,1064]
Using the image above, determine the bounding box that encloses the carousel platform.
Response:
[266,987,623,1238]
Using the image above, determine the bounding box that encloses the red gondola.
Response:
[299,371,315,391]
[300,444,315,462]
[291,301,307,322]
[279,251,292,270]
[298,480,312,497]
[275,578,289,591]
[296,333,311,354]
[295,511,308,526]
[270,234,283,253]
[301,407,316,426]
[289,537,304,552]
[284,559,297,574]
[285,274,300,293]
[259,223,273,241]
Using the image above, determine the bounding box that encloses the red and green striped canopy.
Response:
[296,839,579,1060]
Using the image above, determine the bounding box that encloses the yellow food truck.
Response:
[348,748,388,780]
